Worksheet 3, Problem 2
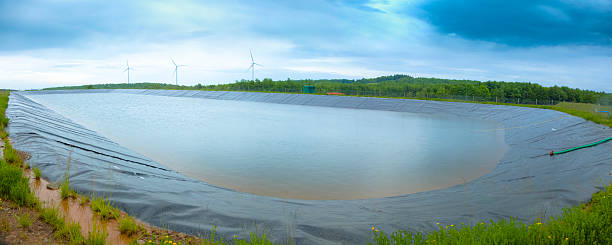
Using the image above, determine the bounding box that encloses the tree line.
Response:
[44,74,608,104]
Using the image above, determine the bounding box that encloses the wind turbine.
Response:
[123,60,132,84]
[248,49,262,81]
[171,58,186,85]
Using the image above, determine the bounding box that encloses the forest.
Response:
[44,75,608,105]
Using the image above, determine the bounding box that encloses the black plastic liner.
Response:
[7,89,612,245]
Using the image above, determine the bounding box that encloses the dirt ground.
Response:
[0,198,59,245]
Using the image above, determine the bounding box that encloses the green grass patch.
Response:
[60,176,78,200]
[3,138,23,167]
[40,205,87,244]
[15,212,32,229]
[55,221,85,244]
[85,222,107,245]
[90,195,119,220]
[39,206,62,227]
[33,167,41,179]
[0,159,37,207]
[79,195,89,205]
[119,215,142,236]
[369,182,611,244]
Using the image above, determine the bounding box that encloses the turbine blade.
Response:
[250,49,254,62]
[171,58,177,66]
[255,63,263,67]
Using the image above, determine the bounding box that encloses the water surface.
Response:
[28,93,506,200]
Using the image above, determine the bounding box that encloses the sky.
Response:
[0,0,611,92]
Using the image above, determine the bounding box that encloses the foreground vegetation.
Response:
[43,74,609,105]
[370,182,611,245]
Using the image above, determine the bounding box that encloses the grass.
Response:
[3,138,24,167]
[56,221,85,244]
[369,182,611,245]
[33,167,41,179]
[119,215,143,236]
[90,195,119,220]
[80,195,89,205]
[0,159,37,207]
[85,222,107,245]
[15,212,32,229]
[40,205,87,244]
[60,176,78,200]
[39,206,62,227]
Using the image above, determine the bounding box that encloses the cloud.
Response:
[0,0,611,92]
[417,0,612,46]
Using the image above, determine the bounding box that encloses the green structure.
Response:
[303,85,315,94]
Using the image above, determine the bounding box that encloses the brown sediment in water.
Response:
[26,169,132,245]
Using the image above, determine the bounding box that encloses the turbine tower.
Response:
[248,49,262,81]
[171,58,186,85]
[123,60,132,84]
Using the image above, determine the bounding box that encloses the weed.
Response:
[91,195,119,220]
[33,167,41,179]
[15,212,32,229]
[59,176,77,199]
[0,159,37,207]
[119,215,142,236]
[80,195,89,205]
[39,206,62,227]
[55,221,84,244]
[85,222,107,245]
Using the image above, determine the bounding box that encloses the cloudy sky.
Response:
[1,0,611,91]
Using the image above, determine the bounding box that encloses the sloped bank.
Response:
[7,89,612,245]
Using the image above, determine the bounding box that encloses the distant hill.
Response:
[43,75,606,105]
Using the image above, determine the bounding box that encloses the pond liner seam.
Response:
[53,139,174,172]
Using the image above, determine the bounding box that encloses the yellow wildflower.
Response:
[371,226,375,231]
[436,222,439,225]
[565,238,568,240]
[548,235,551,239]
[375,229,379,232]
[536,222,542,225]
[451,224,455,227]
[234,234,238,239]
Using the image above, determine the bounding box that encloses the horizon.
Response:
[33,75,612,94]
[1,1,611,92]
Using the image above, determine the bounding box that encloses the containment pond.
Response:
[9,90,612,244]
[26,93,506,200]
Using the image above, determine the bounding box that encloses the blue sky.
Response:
[1,0,611,92]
